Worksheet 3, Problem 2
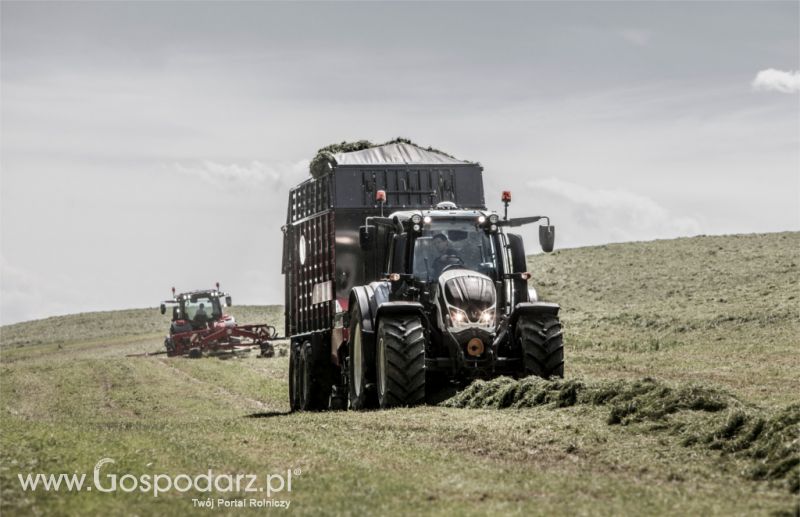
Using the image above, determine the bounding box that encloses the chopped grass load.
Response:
[308,137,465,177]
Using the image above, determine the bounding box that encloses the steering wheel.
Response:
[441,261,465,273]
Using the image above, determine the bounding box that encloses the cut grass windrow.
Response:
[442,376,800,493]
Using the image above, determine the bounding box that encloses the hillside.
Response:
[1,232,798,515]
[530,232,799,406]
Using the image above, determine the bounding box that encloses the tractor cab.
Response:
[178,292,224,324]
[160,284,233,331]
[408,209,499,282]
[361,197,555,317]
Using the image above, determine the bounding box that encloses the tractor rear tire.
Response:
[376,315,426,408]
[516,314,564,378]
[298,342,330,411]
[348,306,377,410]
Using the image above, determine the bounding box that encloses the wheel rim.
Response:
[353,322,363,397]
[377,337,386,400]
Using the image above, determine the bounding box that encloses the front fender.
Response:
[510,302,560,327]
[375,301,425,323]
[348,281,392,335]
[349,286,375,334]
[367,281,391,328]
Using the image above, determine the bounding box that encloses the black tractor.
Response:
[343,195,563,409]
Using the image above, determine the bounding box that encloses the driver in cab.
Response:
[194,303,210,329]
[432,233,462,277]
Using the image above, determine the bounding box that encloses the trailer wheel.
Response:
[288,342,301,411]
[348,307,377,410]
[376,315,426,408]
[516,314,564,378]
[299,342,329,411]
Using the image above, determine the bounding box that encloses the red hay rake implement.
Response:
[168,323,278,358]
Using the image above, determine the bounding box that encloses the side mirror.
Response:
[225,296,232,307]
[539,225,555,253]
[160,304,166,315]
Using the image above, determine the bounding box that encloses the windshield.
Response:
[412,219,497,281]
[183,296,222,321]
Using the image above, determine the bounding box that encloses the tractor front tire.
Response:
[164,337,175,354]
[376,315,426,408]
[516,314,564,378]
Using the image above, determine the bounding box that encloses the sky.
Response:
[1,1,798,325]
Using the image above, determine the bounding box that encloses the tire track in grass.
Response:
[152,357,276,412]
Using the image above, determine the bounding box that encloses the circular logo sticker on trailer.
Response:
[299,234,307,265]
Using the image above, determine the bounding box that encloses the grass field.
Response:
[1,232,798,516]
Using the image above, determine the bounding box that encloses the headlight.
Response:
[488,214,499,224]
[411,214,422,224]
[449,307,468,327]
[448,306,495,327]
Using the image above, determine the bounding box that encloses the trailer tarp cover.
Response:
[332,143,469,166]
[287,140,486,335]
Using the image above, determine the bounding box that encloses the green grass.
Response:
[530,232,800,407]
[1,232,798,515]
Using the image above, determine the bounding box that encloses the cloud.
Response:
[0,255,99,325]
[525,178,702,248]
[173,160,279,186]
[171,159,309,188]
[619,29,651,47]
[752,69,800,93]
[1,256,44,324]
